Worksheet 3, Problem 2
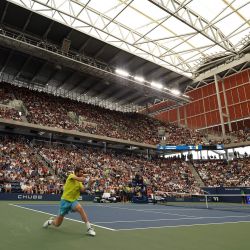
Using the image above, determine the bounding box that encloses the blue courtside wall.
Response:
[0,193,95,201]
[202,187,250,194]
[1,188,250,201]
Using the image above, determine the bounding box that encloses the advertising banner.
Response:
[0,193,94,201]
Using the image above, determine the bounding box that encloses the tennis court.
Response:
[1,200,250,250]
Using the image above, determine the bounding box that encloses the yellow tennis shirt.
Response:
[61,173,84,202]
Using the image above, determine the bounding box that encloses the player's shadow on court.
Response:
[40,226,92,239]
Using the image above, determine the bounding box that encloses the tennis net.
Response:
[152,192,250,211]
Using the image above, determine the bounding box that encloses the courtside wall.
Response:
[154,69,250,131]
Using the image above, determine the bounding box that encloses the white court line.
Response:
[94,214,250,224]
[115,220,250,231]
[16,204,101,207]
[97,204,197,218]
[10,204,250,231]
[9,203,115,231]
[138,208,205,211]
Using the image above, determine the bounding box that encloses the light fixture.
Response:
[170,89,181,96]
[134,76,144,82]
[115,68,130,77]
[151,82,163,89]
[185,72,193,78]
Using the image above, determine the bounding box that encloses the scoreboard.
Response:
[157,144,224,151]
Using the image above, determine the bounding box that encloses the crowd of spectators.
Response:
[0,82,249,146]
[0,82,205,145]
[0,136,201,195]
[0,84,13,104]
[38,143,201,195]
[1,135,250,197]
[0,84,21,121]
[193,158,250,187]
[0,136,62,194]
[230,130,250,143]
[0,107,22,121]
[203,127,250,145]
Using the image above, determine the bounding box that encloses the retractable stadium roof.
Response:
[0,0,249,111]
[8,0,250,77]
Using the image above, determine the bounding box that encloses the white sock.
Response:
[86,222,91,229]
[48,219,53,225]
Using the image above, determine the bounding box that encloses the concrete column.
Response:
[147,149,152,160]
[214,74,226,136]
[202,97,208,128]
[49,133,53,145]
[221,79,232,132]
[177,107,180,126]
[184,106,187,127]
[225,149,229,160]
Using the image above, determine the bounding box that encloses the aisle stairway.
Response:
[187,162,204,187]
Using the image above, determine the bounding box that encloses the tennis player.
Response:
[43,167,96,236]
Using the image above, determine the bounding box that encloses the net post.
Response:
[205,195,208,209]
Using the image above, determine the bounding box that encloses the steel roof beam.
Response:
[0,1,9,24]
[13,55,32,80]
[193,53,250,82]
[0,49,14,74]
[30,61,47,83]
[22,11,32,32]
[95,84,115,99]
[43,21,54,39]
[148,0,235,53]
[56,71,76,89]
[0,26,190,104]
[8,0,190,74]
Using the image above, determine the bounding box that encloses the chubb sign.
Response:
[0,193,93,201]
[0,193,61,201]
[17,194,43,200]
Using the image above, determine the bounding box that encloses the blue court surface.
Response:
[10,203,250,231]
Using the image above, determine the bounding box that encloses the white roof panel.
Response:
[8,0,250,77]
[131,0,167,20]
[188,0,228,21]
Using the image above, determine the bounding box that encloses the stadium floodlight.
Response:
[134,76,144,82]
[170,89,181,96]
[163,87,170,91]
[115,68,130,77]
[183,94,190,98]
[150,82,163,89]
[185,72,193,78]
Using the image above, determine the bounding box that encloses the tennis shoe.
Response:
[43,217,54,228]
[87,227,96,236]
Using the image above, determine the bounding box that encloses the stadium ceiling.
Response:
[0,0,249,111]
[8,0,250,77]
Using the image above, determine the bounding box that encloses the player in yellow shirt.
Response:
[43,167,96,236]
